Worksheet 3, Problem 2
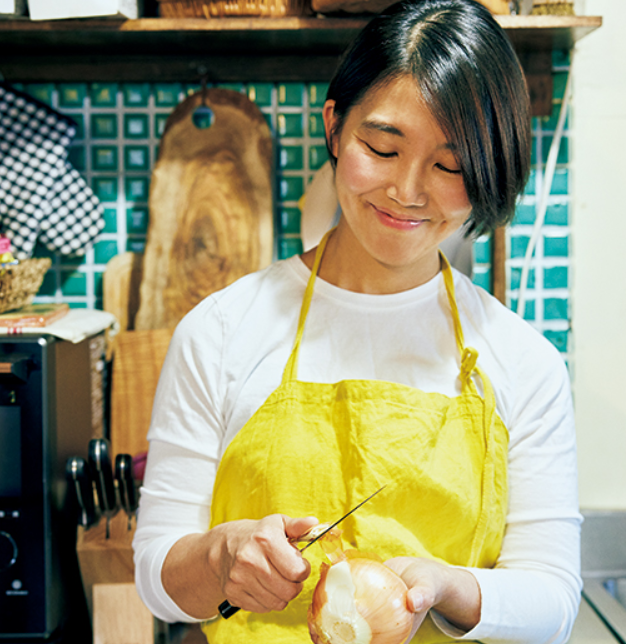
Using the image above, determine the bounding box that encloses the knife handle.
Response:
[65,456,97,528]
[218,601,240,619]
[115,453,138,515]
[88,438,117,515]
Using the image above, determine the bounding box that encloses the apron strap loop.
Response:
[461,346,479,383]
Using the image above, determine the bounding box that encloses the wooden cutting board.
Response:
[0,302,69,327]
[134,88,274,330]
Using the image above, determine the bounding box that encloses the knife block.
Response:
[76,511,153,643]
[92,583,153,644]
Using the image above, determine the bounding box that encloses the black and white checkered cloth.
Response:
[0,82,104,259]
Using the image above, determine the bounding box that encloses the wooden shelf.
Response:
[0,13,601,305]
[0,15,601,83]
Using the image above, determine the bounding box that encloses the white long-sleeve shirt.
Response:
[133,255,582,644]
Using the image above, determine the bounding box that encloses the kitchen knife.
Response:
[115,453,138,531]
[218,485,386,619]
[88,438,118,538]
[65,456,98,529]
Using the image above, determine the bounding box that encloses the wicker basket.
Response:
[531,0,574,15]
[0,258,52,314]
[157,0,311,18]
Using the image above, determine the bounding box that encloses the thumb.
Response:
[406,585,436,614]
[283,515,319,541]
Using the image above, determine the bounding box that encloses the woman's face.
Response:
[323,75,472,291]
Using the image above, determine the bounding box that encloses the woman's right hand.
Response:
[209,514,319,614]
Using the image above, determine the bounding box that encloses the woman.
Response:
[133,1,582,642]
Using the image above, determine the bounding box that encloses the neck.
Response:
[301,223,442,295]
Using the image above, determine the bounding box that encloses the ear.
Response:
[322,100,339,158]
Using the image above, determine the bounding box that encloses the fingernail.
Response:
[410,591,424,612]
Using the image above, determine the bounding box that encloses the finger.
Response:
[254,516,315,583]
[405,581,438,614]
[227,550,306,609]
[226,586,286,614]
[225,571,304,613]
[283,515,319,541]
[384,556,416,578]
[267,543,312,584]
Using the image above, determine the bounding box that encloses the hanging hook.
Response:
[200,73,208,107]
[192,67,214,130]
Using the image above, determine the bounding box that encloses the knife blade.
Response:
[65,456,98,529]
[88,438,118,538]
[298,486,386,553]
[218,485,386,619]
[115,453,138,531]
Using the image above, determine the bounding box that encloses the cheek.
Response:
[336,146,382,196]
[435,179,472,219]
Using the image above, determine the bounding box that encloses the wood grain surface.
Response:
[311,0,509,14]
[109,329,173,458]
[134,88,273,330]
[103,251,144,331]
[76,513,136,624]
[93,583,153,644]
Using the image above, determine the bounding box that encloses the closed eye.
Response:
[436,163,461,175]
[365,142,396,158]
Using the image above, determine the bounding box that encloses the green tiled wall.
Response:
[16,60,572,359]
[17,80,329,310]
[472,52,572,359]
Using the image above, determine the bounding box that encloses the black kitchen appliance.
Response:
[0,332,106,642]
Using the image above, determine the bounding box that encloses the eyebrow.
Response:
[360,118,458,151]
[361,119,404,137]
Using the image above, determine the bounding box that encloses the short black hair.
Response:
[326,0,531,236]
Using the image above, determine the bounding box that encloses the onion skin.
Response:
[308,555,413,644]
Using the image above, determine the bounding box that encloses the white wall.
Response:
[573,0,626,508]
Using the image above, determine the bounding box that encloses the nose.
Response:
[386,162,428,208]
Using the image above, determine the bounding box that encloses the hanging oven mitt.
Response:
[0,82,104,259]
[38,162,104,256]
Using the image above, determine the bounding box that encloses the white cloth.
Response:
[133,255,582,644]
[0,309,117,343]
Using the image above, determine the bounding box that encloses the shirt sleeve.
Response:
[132,300,226,623]
[432,339,582,644]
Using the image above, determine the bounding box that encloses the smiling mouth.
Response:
[374,205,427,227]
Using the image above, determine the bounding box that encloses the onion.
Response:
[297,524,346,564]
[299,523,343,546]
[308,553,413,644]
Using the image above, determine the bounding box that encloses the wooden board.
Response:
[93,583,153,644]
[103,251,143,332]
[311,0,509,14]
[0,302,69,327]
[76,513,136,623]
[134,88,273,330]
[110,328,173,459]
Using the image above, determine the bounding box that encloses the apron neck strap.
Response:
[440,253,465,356]
[440,253,479,388]
[281,228,333,385]
[282,234,476,387]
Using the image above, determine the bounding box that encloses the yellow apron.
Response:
[203,231,509,643]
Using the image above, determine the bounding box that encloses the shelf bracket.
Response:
[517,48,554,117]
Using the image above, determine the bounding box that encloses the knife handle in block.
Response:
[115,453,138,530]
[88,438,117,515]
[66,456,97,528]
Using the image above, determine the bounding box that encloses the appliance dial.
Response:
[0,531,17,571]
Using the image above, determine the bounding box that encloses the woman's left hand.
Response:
[384,557,481,640]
